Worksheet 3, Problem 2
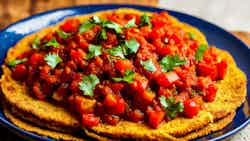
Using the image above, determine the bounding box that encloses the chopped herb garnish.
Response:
[188,32,196,40]
[159,55,186,72]
[112,70,135,83]
[98,28,107,40]
[79,74,100,97]
[125,18,136,28]
[91,16,101,24]
[57,30,70,39]
[44,53,62,69]
[86,44,102,60]
[139,13,152,28]
[45,38,60,48]
[106,46,124,58]
[102,21,122,34]
[32,37,40,49]
[7,58,28,67]
[123,38,140,55]
[140,59,156,72]
[79,20,94,33]
[195,44,207,62]
[159,96,184,119]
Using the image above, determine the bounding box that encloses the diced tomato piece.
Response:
[11,64,27,81]
[108,98,126,115]
[115,60,133,75]
[60,19,80,33]
[139,91,156,104]
[197,62,218,80]
[32,82,46,100]
[203,83,217,102]
[147,110,165,128]
[129,74,148,93]
[158,87,171,98]
[29,53,44,66]
[171,34,181,44]
[81,114,99,127]
[128,109,144,122]
[155,72,179,87]
[196,77,213,90]
[184,99,200,118]
[217,60,227,80]
[103,94,117,107]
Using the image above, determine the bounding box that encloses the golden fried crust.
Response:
[3,106,85,141]
[0,8,247,141]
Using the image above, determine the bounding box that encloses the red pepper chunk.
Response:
[203,83,217,102]
[11,64,27,81]
[29,53,44,66]
[115,60,133,75]
[217,60,227,80]
[103,94,117,107]
[60,19,80,33]
[82,114,99,127]
[108,98,126,115]
[155,72,179,87]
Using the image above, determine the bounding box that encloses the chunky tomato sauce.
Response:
[7,11,227,128]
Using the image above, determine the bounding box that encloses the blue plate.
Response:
[0,4,249,141]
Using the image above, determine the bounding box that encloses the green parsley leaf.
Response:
[159,96,184,119]
[112,70,135,83]
[7,58,28,67]
[98,28,107,40]
[45,38,60,48]
[125,18,136,28]
[32,37,40,49]
[56,30,71,39]
[79,74,100,97]
[106,46,124,58]
[44,53,62,69]
[195,44,208,62]
[87,44,102,60]
[188,32,196,40]
[79,20,94,33]
[139,13,152,28]
[140,59,156,72]
[102,21,122,34]
[123,38,140,55]
[159,55,186,72]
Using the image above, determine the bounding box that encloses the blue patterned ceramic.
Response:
[0,4,249,141]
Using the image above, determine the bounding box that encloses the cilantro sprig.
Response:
[159,55,186,72]
[86,44,102,60]
[44,53,62,69]
[139,13,152,28]
[45,38,60,48]
[140,59,156,72]
[188,32,196,40]
[79,74,100,97]
[32,37,40,49]
[125,18,137,28]
[56,30,71,39]
[106,46,124,58]
[112,70,135,83]
[7,58,28,67]
[159,96,184,119]
[195,44,208,62]
[79,20,95,33]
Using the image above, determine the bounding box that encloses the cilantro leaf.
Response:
[159,96,184,119]
[195,44,207,62]
[7,58,28,67]
[188,32,196,40]
[125,18,136,28]
[56,30,71,39]
[32,37,40,49]
[98,28,107,40]
[102,21,122,34]
[139,13,152,28]
[45,38,60,48]
[106,46,124,58]
[140,59,156,72]
[44,53,62,69]
[79,20,94,33]
[112,70,135,83]
[159,55,186,72]
[123,38,140,55]
[87,44,102,60]
[79,74,100,97]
